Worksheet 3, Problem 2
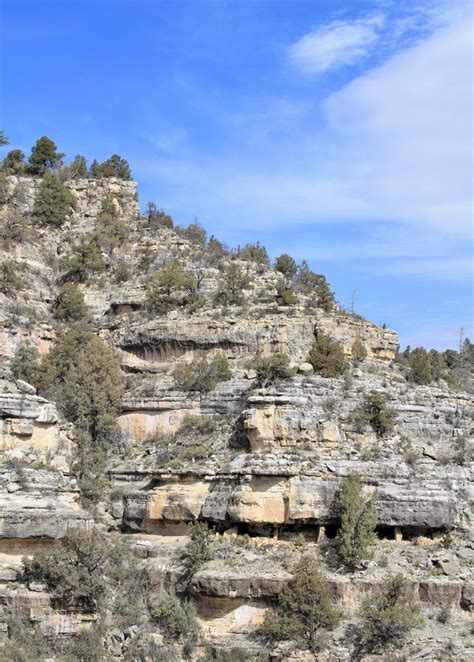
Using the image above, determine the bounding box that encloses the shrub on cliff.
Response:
[308,334,346,377]
[215,263,251,305]
[3,614,52,661]
[359,574,422,651]
[180,521,214,575]
[10,343,39,384]
[295,261,335,312]
[34,322,124,493]
[276,279,298,306]
[260,555,340,653]
[146,258,197,312]
[409,347,432,384]
[68,154,88,179]
[26,136,64,175]
[2,148,25,175]
[91,154,132,180]
[151,594,200,643]
[275,253,297,280]
[337,473,376,569]
[33,173,76,226]
[237,241,270,267]
[60,234,105,283]
[357,391,397,437]
[172,354,231,392]
[146,201,174,228]
[53,283,88,322]
[180,219,207,246]
[0,260,23,295]
[93,196,130,253]
[351,336,368,362]
[253,352,294,388]
[21,529,110,612]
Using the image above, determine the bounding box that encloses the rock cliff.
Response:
[0,174,472,660]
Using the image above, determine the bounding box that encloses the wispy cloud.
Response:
[288,15,384,75]
[135,2,473,283]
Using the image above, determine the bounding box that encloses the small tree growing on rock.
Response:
[26,136,64,175]
[253,353,294,388]
[357,391,397,437]
[260,555,340,653]
[308,334,346,378]
[359,573,422,652]
[0,260,23,295]
[10,343,39,384]
[337,473,376,568]
[2,148,25,175]
[275,253,297,280]
[33,173,76,226]
[53,283,88,322]
[215,263,251,305]
[172,354,231,393]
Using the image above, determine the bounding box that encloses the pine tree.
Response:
[69,154,88,178]
[260,555,340,652]
[338,473,376,568]
[2,149,25,174]
[308,334,346,377]
[26,136,64,175]
[33,173,76,226]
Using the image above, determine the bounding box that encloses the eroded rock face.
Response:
[0,174,472,658]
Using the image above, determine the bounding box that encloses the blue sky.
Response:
[1,0,472,349]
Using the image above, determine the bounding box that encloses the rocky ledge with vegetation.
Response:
[0,133,472,661]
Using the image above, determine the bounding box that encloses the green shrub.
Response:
[260,555,340,653]
[409,347,432,384]
[295,261,335,312]
[33,173,76,226]
[338,473,376,568]
[237,241,269,266]
[215,263,251,305]
[92,154,132,179]
[253,352,294,387]
[26,135,64,175]
[115,261,131,282]
[53,283,88,322]
[360,574,422,651]
[146,201,174,228]
[146,258,197,312]
[34,322,124,487]
[275,253,297,280]
[10,343,39,384]
[2,148,25,175]
[308,334,346,377]
[178,414,219,435]
[0,209,28,245]
[276,280,298,305]
[173,354,232,392]
[0,260,23,294]
[68,154,88,179]
[181,219,207,246]
[351,336,368,362]
[151,594,200,642]
[180,521,213,574]
[3,614,53,661]
[357,391,397,437]
[60,235,105,283]
[206,235,230,264]
[21,529,109,612]
[93,196,129,252]
[183,444,211,460]
[59,626,105,662]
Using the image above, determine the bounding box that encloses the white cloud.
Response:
[289,16,384,74]
[137,4,473,282]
